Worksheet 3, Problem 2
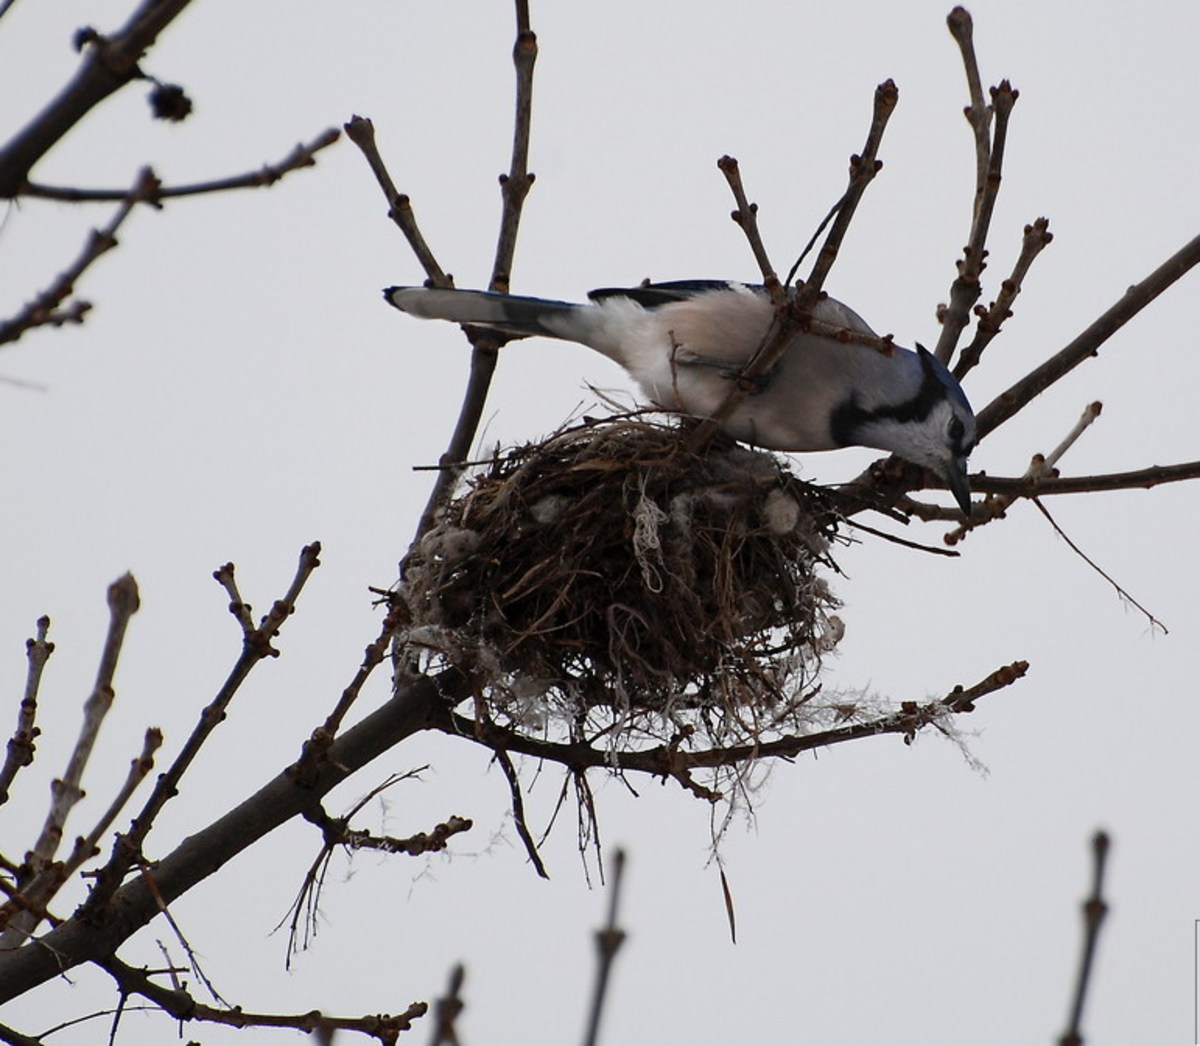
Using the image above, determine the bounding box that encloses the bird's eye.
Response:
[948,416,965,447]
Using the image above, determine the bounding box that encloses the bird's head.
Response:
[832,346,977,515]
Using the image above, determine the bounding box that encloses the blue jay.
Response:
[385,280,976,514]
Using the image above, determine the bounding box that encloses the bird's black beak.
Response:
[944,459,973,517]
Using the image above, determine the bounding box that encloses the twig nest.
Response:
[398,415,844,746]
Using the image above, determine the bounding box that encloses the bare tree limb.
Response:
[0,618,52,807]
[344,116,452,288]
[21,129,340,203]
[717,156,781,294]
[953,217,1053,379]
[101,953,427,1044]
[0,575,140,948]
[0,168,159,348]
[1057,831,1111,1046]
[0,1,196,197]
[977,231,1200,439]
[435,661,1027,784]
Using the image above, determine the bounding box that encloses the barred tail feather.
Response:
[384,286,582,339]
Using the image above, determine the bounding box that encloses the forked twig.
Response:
[0,168,159,348]
[688,80,897,451]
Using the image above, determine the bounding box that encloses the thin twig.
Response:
[291,605,405,785]
[953,218,1053,379]
[491,0,537,292]
[0,168,159,348]
[977,231,1200,439]
[582,849,626,1046]
[344,116,452,287]
[22,129,340,202]
[0,617,53,807]
[948,401,1102,543]
[934,79,1017,365]
[717,156,781,294]
[1033,498,1166,632]
[100,954,427,1044]
[495,748,548,878]
[1058,831,1111,1046]
[0,575,140,948]
[62,728,163,883]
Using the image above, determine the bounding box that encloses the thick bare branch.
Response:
[0,669,461,1001]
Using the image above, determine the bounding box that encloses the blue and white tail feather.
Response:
[384,281,977,514]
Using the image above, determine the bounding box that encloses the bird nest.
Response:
[396,415,847,752]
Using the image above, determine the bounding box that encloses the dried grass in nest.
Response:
[398,414,846,751]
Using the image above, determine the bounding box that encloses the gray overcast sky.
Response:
[2,2,1199,1043]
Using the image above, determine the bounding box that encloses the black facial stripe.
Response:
[829,352,947,447]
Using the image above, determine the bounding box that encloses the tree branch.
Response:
[101,953,427,1044]
[0,0,196,196]
[0,575,140,947]
[434,661,1027,785]
[21,128,340,203]
[977,231,1200,439]
[0,617,53,807]
[0,167,159,348]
